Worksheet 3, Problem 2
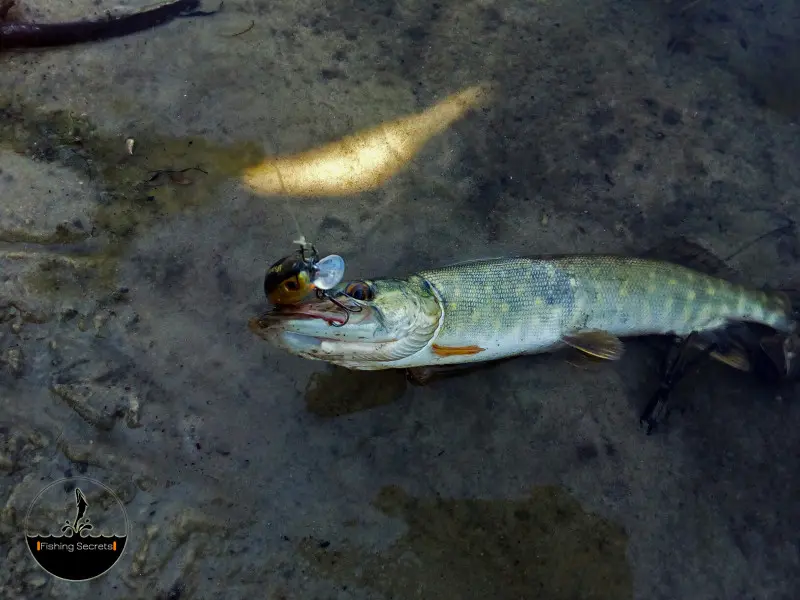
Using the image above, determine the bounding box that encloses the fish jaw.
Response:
[251,323,405,370]
[250,277,443,368]
[249,299,387,361]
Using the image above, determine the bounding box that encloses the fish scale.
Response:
[419,258,574,357]
[418,256,792,363]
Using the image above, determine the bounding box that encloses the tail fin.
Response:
[758,333,799,381]
[759,285,798,333]
[772,290,794,318]
[755,284,800,380]
[772,284,800,331]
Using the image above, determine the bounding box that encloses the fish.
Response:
[250,251,797,373]
[240,84,492,197]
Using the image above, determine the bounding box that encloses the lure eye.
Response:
[344,281,374,301]
[282,278,300,292]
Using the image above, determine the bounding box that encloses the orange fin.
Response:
[431,344,486,357]
[561,330,624,361]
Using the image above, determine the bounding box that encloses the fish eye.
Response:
[344,281,374,301]
[282,278,300,292]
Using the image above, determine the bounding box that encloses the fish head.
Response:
[250,275,442,368]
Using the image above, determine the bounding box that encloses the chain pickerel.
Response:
[250,253,796,372]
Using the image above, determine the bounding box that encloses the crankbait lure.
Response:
[264,238,358,326]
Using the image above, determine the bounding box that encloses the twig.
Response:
[680,0,707,14]
[146,166,209,185]
[225,20,254,37]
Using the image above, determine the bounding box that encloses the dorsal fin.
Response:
[641,236,740,281]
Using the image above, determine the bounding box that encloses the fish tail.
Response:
[759,288,796,332]
[769,289,793,313]
[751,288,800,380]
[775,288,800,332]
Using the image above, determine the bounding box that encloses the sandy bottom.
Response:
[1,0,799,598]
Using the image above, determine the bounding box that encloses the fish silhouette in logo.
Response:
[61,488,92,537]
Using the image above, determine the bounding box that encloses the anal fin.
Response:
[688,337,751,372]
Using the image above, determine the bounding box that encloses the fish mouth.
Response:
[248,311,345,343]
[248,303,401,366]
[258,304,349,327]
[248,296,370,342]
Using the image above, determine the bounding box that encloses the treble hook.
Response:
[302,245,318,264]
[315,288,362,327]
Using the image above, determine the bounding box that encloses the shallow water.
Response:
[1,0,799,598]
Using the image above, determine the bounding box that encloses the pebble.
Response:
[1,347,24,377]
[25,574,47,589]
[0,454,14,471]
[93,312,109,335]
[126,395,141,428]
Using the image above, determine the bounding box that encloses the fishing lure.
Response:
[264,238,358,326]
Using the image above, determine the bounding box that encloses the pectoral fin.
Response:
[431,344,486,357]
[561,330,624,360]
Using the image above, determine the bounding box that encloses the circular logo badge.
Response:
[24,477,129,581]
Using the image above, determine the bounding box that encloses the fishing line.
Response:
[723,220,796,263]
[722,214,798,301]
[283,200,308,249]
